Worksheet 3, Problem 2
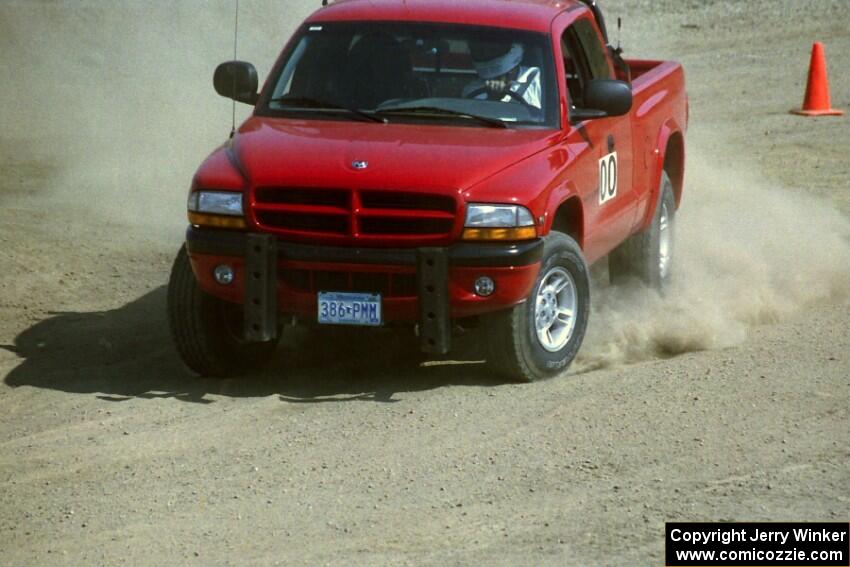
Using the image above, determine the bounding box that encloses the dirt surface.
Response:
[1,1,848,565]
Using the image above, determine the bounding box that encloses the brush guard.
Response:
[416,248,452,355]
[244,233,278,342]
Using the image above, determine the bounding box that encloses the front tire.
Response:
[609,170,676,290]
[167,245,278,377]
[485,232,590,382]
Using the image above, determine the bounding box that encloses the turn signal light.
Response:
[462,226,537,241]
[188,212,247,229]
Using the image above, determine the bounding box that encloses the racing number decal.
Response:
[598,151,618,205]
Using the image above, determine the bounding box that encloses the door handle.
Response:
[607,134,615,153]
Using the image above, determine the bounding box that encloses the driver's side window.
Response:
[561,18,611,109]
[561,33,585,109]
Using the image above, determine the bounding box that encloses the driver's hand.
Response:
[485,79,508,96]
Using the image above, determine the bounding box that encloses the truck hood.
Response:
[233,116,557,192]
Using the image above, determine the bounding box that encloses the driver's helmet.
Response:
[469,41,524,80]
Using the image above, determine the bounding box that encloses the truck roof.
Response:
[308,0,586,33]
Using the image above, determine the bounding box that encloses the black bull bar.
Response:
[186,228,543,355]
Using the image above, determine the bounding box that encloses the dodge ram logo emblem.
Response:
[351,160,368,170]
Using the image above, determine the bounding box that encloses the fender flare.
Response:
[639,118,684,230]
[541,179,585,247]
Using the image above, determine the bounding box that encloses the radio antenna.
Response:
[616,17,622,53]
[230,0,240,139]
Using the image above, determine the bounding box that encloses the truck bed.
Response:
[624,58,688,230]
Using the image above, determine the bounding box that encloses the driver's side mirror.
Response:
[570,79,632,122]
[214,61,259,105]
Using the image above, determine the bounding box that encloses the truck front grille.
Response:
[252,187,457,244]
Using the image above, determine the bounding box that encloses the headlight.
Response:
[463,203,537,241]
[188,190,243,216]
[187,190,246,229]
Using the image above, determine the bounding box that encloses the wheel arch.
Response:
[548,195,585,250]
[640,120,685,229]
[663,130,685,209]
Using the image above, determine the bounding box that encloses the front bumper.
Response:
[185,227,542,353]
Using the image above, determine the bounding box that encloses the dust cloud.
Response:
[576,144,850,372]
[0,0,313,242]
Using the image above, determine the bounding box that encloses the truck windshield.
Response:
[261,21,558,128]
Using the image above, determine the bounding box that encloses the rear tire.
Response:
[485,232,590,382]
[609,170,676,290]
[167,245,278,377]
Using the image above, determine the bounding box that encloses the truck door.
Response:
[560,16,636,258]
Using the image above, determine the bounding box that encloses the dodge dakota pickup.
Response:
[167,0,687,382]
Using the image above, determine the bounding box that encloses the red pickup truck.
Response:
[167,0,687,382]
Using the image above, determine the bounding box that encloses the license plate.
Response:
[317,292,382,326]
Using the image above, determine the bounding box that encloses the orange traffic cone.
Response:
[791,42,844,116]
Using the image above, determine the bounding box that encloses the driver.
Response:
[463,41,541,109]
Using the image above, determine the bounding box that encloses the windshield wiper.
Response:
[375,105,508,128]
[268,95,385,123]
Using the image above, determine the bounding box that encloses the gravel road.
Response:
[1,1,848,565]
